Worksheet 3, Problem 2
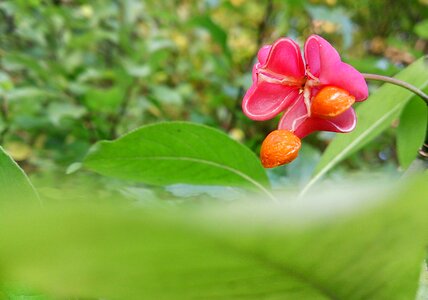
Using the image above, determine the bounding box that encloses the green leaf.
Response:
[0,175,427,299]
[84,86,125,113]
[3,54,49,82]
[415,20,428,39]
[306,56,428,192]
[47,102,87,126]
[397,98,428,169]
[7,88,58,102]
[0,146,39,204]
[189,15,231,61]
[83,122,271,197]
[1,285,51,300]
[151,86,183,106]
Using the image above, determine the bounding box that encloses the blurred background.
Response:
[0,0,428,193]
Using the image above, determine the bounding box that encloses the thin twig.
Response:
[363,73,428,105]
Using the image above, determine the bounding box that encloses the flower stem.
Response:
[362,73,428,105]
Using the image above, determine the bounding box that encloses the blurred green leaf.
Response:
[83,122,270,195]
[0,72,14,94]
[47,102,86,126]
[0,146,39,203]
[397,98,427,169]
[416,263,428,300]
[415,20,428,39]
[306,56,428,192]
[0,285,51,300]
[189,15,231,62]
[0,175,427,299]
[0,119,5,133]
[3,54,49,81]
[84,86,124,113]
[151,86,183,106]
[345,57,400,76]
[124,64,151,78]
[7,88,57,102]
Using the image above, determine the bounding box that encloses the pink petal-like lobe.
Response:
[257,45,272,66]
[278,95,308,132]
[262,38,305,80]
[305,35,368,101]
[243,39,305,121]
[319,61,368,101]
[304,35,340,78]
[282,107,357,139]
[242,82,300,121]
[278,94,356,138]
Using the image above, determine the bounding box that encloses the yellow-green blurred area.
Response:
[0,0,427,182]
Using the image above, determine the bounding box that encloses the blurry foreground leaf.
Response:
[0,285,51,300]
[0,146,38,203]
[84,122,271,198]
[0,175,427,299]
[397,98,427,169]
[306,56,428,192]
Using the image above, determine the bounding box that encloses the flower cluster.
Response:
[242,35,368,168]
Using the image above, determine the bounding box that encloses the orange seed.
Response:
[311,86,355,119]
[260,130,301,168]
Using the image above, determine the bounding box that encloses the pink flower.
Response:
[242,35,368,139]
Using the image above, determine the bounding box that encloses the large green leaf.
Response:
[0,175,427,299]
[397,98,427,169]
[304,57,428,193]
[0,146,39,204]
[84,122,272,198]
[0,121,43,300]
